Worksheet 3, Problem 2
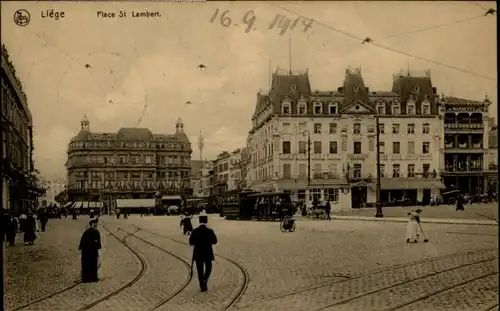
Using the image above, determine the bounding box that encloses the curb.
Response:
[324,216,498,226]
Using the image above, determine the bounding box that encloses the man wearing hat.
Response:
[189,214,218,292]
[78,218,101,282]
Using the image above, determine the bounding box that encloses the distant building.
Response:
[213,151,230,194]
[228,148,243,190]
[1,44,43,213]
[191,161,215,197]
[211,148,248,192]
[42,178,67,204]
[65,116,192,212]
[487,126,497,195]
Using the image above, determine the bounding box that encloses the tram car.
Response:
[219,189,258,220]
[247,192,295,221]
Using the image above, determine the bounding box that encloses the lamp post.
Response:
[375,116,383,218]
[302,131,311,187]
[0,119,4,311]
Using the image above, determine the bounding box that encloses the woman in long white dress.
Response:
[406,209,421,243]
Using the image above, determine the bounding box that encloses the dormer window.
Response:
[282,102,291,114]
[328,102,338,114]
[422,101,431,115]
[393,102,401,115]
[298,103,307,115]
[377,103,385,114]
[314,102,322,114]
[407,101,416,115]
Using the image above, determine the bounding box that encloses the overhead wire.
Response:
[214,8,490,76]
[269,3,496,82]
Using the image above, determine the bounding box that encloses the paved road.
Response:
[333,203,498,221]
[5,215,499,311]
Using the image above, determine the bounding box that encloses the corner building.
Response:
[66,116,192,212]
[441,96,495,199]
[247,68,444,209]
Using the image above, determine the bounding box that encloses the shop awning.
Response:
[63,201,75,209]
[380,178,446,190]
[161,195,182,200]
[251,178,350,192]
[116,199,155,208]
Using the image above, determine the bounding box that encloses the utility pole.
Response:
[306,131,311,187]
[375,115,383,217]
[0,117,5,311]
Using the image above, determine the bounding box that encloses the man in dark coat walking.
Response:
[39,210,49,232]
[180,214,193,235]
[78,218,102,282]
[189,215,217,292]
[24,212,37,245]
[5,213,18,246]
[325,200,331,221]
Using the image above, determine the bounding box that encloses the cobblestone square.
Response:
[5,215,498,311]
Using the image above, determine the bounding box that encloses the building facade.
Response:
[441,96,494,198]
[228,148,243,190]
[211,148,248,192]
[1,44,43,213]
[42,178,67,204]
[487,126,498,196]
[66,116,192,211]
[247,68,444,208]
[191,161,215,197]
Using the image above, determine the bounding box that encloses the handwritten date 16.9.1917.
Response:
[209,9,313,36]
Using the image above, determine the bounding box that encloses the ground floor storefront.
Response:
[1,172,45,214]
[250,177,446,211]
[67,188,192,214]
[442,174,497,201]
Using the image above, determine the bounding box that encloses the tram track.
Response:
[382,272,499,311]
[10,225,147,311]
[236,247,498,309]
[11,281,83,311]
[129,225,250,310]
[75,226,148,311]
[484,303,499,311]
[311,257,498,311]
[115,227,193,311]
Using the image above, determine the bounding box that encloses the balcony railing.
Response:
[444,123,484,129]
[444,143,484,149]
[443,165,483,172]
[348,153,369,161]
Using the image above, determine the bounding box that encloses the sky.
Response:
[1,1,497,181]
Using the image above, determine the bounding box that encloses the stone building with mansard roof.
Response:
[247,67,446,210]
[65,116,192,211]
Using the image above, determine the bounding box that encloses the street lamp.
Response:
[375,116,383,218]
[302,130,311,187]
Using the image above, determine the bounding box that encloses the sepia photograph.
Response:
[0,1,498,311]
